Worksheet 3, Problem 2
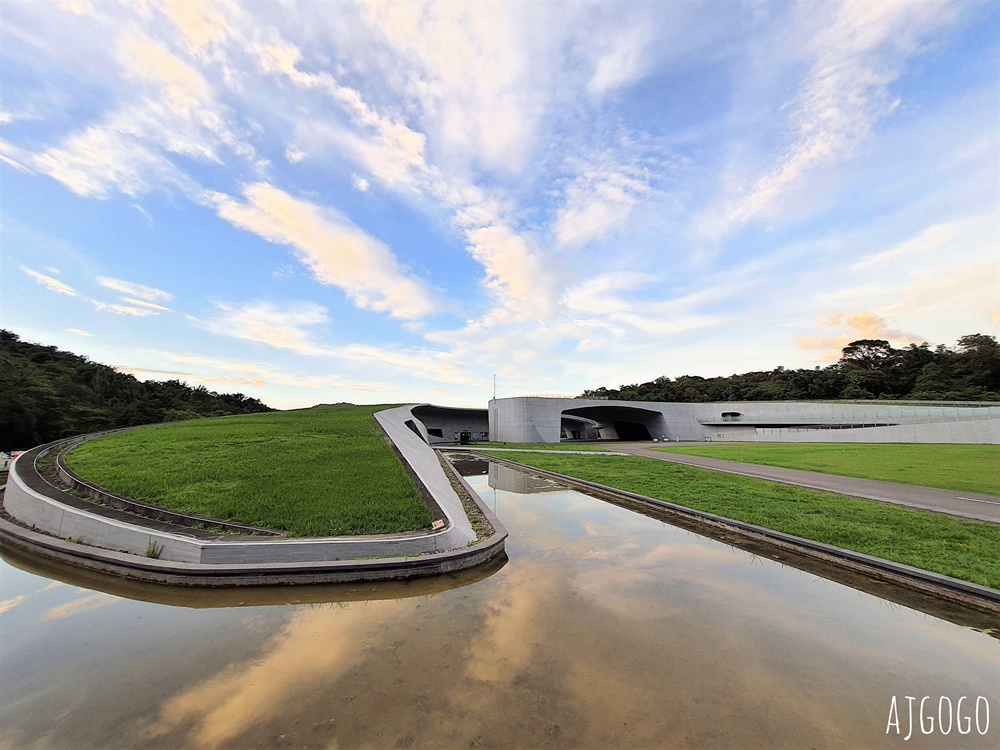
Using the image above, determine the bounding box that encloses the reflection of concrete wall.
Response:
[489,397,1000,444]
[488,463,561,494]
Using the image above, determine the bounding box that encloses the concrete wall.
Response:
[4,405,479,565]
[489,397,563,442]
[489,397,1000,444]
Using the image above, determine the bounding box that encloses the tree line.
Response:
[0,330,273,450]
[578,334,1000,404]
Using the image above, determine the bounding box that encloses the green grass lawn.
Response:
[65,406,432,537]
[652,443,1000,496]
[475,451,1000,589]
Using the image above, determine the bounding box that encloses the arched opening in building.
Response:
[410,404,489,444]
[560,414,600,440]
[561,405,668,442]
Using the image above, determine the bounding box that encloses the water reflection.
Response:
[0,543,508,608]
[453,453,1000,638]
[0,456,996,749]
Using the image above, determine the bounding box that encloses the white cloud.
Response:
[32,120,187,198]
[718,0,957,233]
[463,224,555,324]
[67,328,93,336]
[251,38,429,188]
[58,0,94,17]
[338,343,480,387]
[114,365,265,388]
[208,182,436,320]
[587,25,654,96]
[851,220,957,271]
[91,300,160,317]
[173,330,479,390]
[120,34,212,106]
[796,312,924,360]
[164,353,394,393]
[122,297,171,312]
[17,25,249,200]
[20,266,77,296]
[554,158,652,249]
[359,0,549,173]
[0,138,31,172]
[202,300,332,355]
[96,276,173,302]
[131,203,154,226]
[292,119,426,190]
[159,0,234,54]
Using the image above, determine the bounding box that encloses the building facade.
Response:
[486,397,1000,444]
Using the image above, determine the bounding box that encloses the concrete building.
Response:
[485,397,1000,444]
[403,404,490,445]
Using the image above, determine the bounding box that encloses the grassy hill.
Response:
[64,406,432,536]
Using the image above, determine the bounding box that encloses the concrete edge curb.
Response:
[0,509,507,586]
[438,452,507,541]
[474,452,1000,610]
[0,409,508,586]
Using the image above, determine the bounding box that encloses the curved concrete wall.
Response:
[490,397,1000,444]
[373,405,478,544]
[3,405,480,565]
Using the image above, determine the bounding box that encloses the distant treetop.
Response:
[577,334,1000,404]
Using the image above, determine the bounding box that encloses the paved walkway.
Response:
[615,445,1000,525]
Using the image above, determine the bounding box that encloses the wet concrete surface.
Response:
[0,455,996,749]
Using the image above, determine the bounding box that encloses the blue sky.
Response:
[1,0,997,409]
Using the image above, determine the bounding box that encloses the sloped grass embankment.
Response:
[64,406,432,537]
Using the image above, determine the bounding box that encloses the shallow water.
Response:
[0,455,996,749]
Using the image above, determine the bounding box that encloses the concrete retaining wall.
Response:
[1,406,497,582]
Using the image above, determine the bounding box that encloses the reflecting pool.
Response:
[0,455,996,749]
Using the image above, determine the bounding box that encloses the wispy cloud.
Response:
[851,220,955,271]
[207,183,436,320]
[201,300,333,355]
[554,156,653,249]
[797,311,924,361]
[1,1,993,408]
[41,592,119,622]
[713,0,958,235]
[0,595,28,615]
[158,0,234,54]
[121,298,171,312]
[91,301,160,317]
[20,266,77,296]
[58,0,94,18]
[97,276,173,303]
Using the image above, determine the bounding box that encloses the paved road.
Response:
[615,444,1000,525]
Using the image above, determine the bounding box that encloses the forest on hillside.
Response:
[0,330,273,450]
[578,334,1000,403]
